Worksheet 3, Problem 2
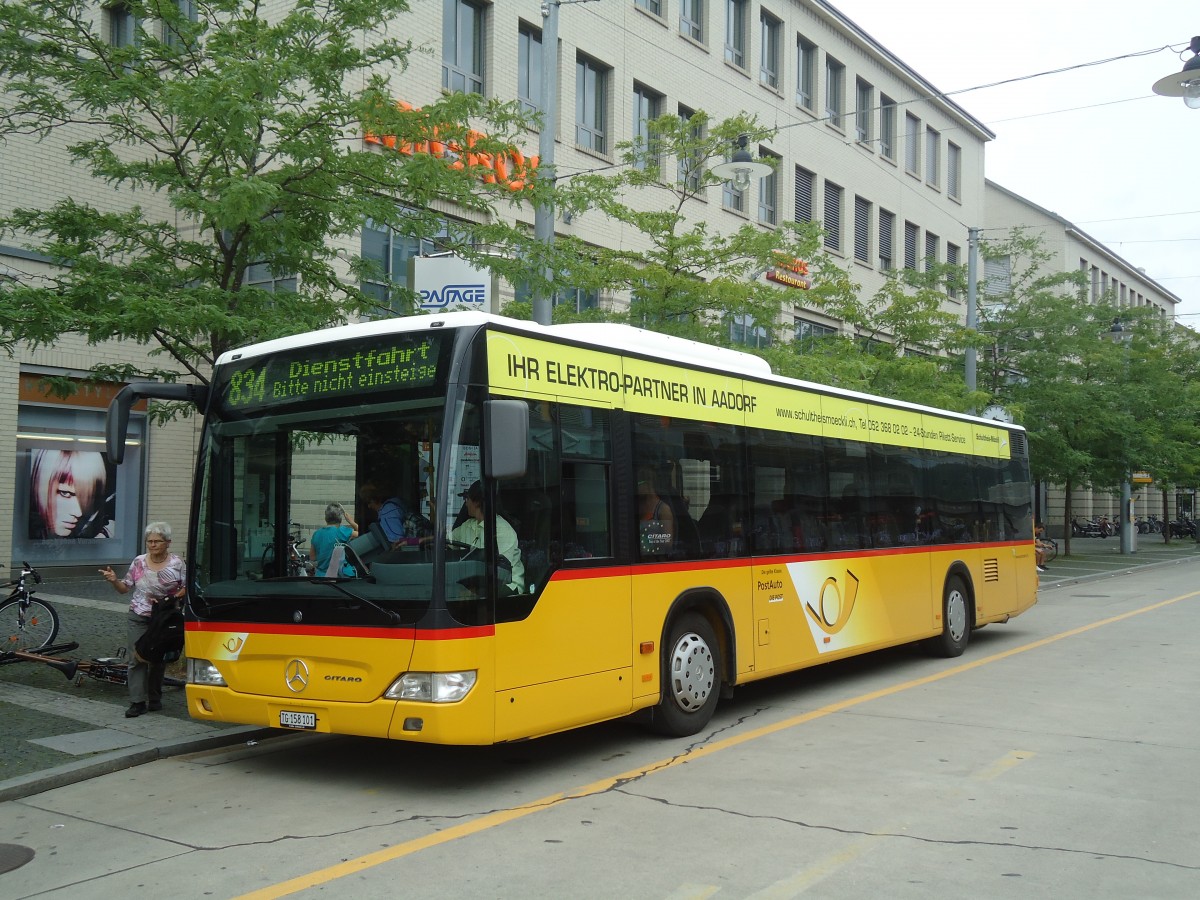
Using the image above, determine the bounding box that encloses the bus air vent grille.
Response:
[1010,431,1027,456]
[983,558,1000,582]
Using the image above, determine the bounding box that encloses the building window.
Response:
[880,95,896,160]
[576,55,609,154]
[904,220,918,270]
[946,242,960,298]
[796,35,816,110]
[107,2,138,47]
[678,105,704,191]
[361,215,460,316]
[924,231,939,269]
[853,196,871,264]
[823,181,843,253]
[795,317,837,352]
[724,0,747,69]
[632,83,663,171]
[635,0,663,16]
[517,23,543,115]
[245,262,297,294]
[878,209,894,270]
[14,392,146,566]
[557,287,600,312]
[758,152,779,225]
[680,0,703,41]
[925,127,940,187]
[947,142,962,200]
[904,112,920,175]
[722,176,746,214]
[855,78,873,144]
[731,313,770,349]
[825,56,845,129]
[442,0,485,95]
[794,166,814,222]
[985,255,1012,296]
[164,0,197,48]
[759,11,781,89]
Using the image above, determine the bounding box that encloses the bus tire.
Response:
[650,612,721,736]
[925,575,970,658]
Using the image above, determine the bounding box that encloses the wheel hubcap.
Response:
[668,631,715,711]
[947,589,967,642]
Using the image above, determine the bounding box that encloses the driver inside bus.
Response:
[450,481,525,595]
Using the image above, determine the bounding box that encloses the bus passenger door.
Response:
[493,403,632,741]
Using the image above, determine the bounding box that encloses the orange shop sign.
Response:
[765,254,813,290]
[364,101,538,192]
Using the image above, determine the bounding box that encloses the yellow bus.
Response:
[107,312,1037,743]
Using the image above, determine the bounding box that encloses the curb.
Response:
[0,725,277,803]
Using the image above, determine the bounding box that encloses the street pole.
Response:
[1109,318,1136,555]
[965,226,979,397]
[531,1,559,327]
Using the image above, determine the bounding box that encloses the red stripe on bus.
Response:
[186,621,495,640]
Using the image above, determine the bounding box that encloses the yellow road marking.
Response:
[237,590,1199,899]
[975,749,1035,781]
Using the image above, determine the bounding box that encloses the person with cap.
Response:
[451,481,525,594]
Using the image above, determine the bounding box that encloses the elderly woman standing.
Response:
[99,522,185,718]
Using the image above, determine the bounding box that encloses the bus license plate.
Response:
[279,710,316,730]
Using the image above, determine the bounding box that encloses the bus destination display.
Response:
[218,333,446,413]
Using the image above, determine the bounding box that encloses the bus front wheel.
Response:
[924,575,971,658]
[650,612,721,736]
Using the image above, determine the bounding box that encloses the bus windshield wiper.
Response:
[313,578,402,625]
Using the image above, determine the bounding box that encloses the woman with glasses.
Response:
[99,522,185,718]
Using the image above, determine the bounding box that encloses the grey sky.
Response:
[830,0,1199,323]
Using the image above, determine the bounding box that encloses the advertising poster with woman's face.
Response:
[28,448,117,540]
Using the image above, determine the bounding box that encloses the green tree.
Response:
[774,261,977,410]
[0,0,531,388]
[978,230,1200,551]
[506,112,828,347]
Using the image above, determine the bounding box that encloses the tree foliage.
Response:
[978,229,1200,546]
[0,0,532,385]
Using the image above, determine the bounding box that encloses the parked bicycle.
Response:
[260,522,312,578]
[1,561,59,653]
[5,645,186,689]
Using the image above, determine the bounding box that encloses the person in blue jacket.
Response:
[310,503,359,577]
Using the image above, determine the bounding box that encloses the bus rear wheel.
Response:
[650,612,721,736]
[924,575,971,658]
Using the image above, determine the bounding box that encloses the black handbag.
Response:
[134,600,185,664]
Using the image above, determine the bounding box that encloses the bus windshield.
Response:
[192,398,451,626]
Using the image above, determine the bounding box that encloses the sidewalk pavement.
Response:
[1036,533,1200,589]
[4,540,1198,803]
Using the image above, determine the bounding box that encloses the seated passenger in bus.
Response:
[362,482,431,547]
[637,466,675,557]
[451,481,525,594]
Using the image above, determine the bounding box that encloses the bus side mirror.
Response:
[484,399,528,480]
[106,382,210,464]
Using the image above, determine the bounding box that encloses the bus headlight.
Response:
[384,671,477,702]
[188,658,227,686]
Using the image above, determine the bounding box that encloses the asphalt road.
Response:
[2,557,1199,898]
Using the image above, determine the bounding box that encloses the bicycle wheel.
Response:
[0,597,60,652]
[1044,540,1058,563]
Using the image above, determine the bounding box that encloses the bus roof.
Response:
[214,311,1023,433]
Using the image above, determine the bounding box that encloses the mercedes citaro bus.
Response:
[106,312,1036,744]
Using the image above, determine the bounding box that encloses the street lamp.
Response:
[1107,317,1136,555]
[711,134,773,191]
[1151,36,1200,109]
